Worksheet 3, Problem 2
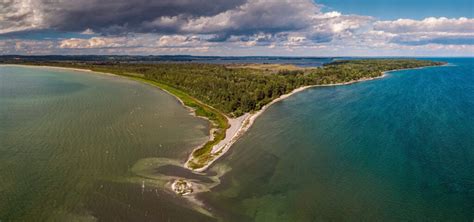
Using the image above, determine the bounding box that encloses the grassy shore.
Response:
[122,75,230,169]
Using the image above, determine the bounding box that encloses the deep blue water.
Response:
[204,58,474,221]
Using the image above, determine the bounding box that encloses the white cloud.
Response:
[373,17,474,46]
[374,17,474,33]
[58,34,210,54]
[60,37,124,49]
[80,28,95,35]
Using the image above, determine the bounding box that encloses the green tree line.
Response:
[4,59,444,117]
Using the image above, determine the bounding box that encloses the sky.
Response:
[317,0,473,20]
[0,0,473,56]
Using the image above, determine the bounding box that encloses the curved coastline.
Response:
[186,73,390,172]
[182,63,447,172]
[2,63,443,175]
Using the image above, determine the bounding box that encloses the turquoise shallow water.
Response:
[203,58,474,221]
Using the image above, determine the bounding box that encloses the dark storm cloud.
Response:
[9,0,318,38]
[40,0,248,34]
[176,0,319,40]
[35,0,321,40]
[1,0,362,45]
[0,0,40,34]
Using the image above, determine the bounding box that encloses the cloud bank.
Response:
[1,0,473,56]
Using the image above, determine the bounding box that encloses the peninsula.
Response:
[1,57,445,172]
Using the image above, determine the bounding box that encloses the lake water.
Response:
[0,66,212,221]
[1,58,473,221]
[202,58,474,221]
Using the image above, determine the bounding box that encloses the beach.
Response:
[183,71,392,172]
[182,63,449,173]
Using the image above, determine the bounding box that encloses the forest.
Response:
[3,59,444,117]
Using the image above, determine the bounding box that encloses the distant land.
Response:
[0,55,338,65]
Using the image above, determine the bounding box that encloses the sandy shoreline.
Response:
[184,64,447,172]
[184,72,394,172]
[3,64,440,174]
